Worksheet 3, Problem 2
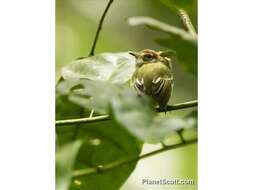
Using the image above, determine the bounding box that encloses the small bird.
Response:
[129,49,174,111]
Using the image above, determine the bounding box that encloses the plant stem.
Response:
[89,109,94,118]
[89,0,114,56]
[178,8,197,39]
[72,138,197,177]
[162,100,197,112]
[177,129,185,143]
[56,115,110,126]
[55,100,197,126]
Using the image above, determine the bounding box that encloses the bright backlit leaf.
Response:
[62,52,136,84]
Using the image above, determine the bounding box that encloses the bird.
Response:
[129,49,174,111]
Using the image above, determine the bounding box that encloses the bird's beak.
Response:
[129,51,139,58]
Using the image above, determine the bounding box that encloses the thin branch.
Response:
[55,100,197,126]
[161,100,197,112]
[72,138,197,177]
[178,8,197,39]
[89,0,114,56]
[56,115,110,126]
[89,109,94,118]
[177,129,185,143]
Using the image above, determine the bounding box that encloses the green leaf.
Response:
[127,16,195,43]
[61,52,136,84]
[185,110,198,128]
[56,119,142,190]
[56,91,142,190]
[160,0,196,8]
[56,49,197,189]
[163,110,197,145]
[160,49,177,57]
[58,79,191,143]
[127,17,197,75]
[159,0,197,28]
[56,140,83,190]
[156,36,197,75]
[182,110,198,140]
[110,85,186,142]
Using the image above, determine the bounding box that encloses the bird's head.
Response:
[129,49,172,68]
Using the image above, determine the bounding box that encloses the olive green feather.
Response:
[130,49,173,110]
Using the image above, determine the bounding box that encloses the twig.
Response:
[56,115,110,126]
[178,8,197,39]
[177,129,185,143]
[89,0,114,56]
[55,100,197,126]
[161,100,197,112]
[72,138,197,177]
[89,109,94,118]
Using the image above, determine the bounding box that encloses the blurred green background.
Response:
[56,0,197,189]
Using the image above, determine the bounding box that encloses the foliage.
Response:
[56,140,83,190]
[128,16,197,75]
[59,81,191,143]
[56,0,198,190]
[56,89,143,190]
[62,53,136,84]
[57,121,142,190]
[159,0,198,27]
[128,16,195,42]
[156,36,197,75]
[56,52,197,189]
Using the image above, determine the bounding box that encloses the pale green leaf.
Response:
[127,16,196,43]
[56,91,142,190]
[56,140,83,190]
[61,52,136,84]
[58,79,191,143]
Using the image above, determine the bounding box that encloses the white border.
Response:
[0,0,54,189]
[199,0,253,189]
[0,0,253,190]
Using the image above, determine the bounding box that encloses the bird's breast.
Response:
[133,62,172,94]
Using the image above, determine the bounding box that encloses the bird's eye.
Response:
[143,54,153,61]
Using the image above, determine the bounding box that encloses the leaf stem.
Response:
[72,138,197,177]
[89,109,94,118]
[89,0,114,56]
[55,100,197,126]
[177,129,185,143]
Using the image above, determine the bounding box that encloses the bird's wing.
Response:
[152,76,174,109]
[133,77,145,94]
